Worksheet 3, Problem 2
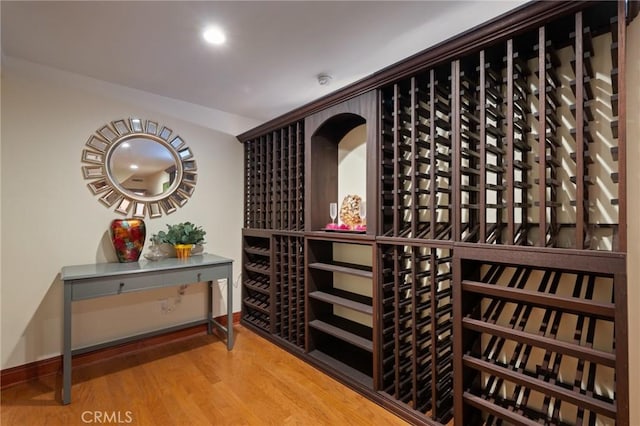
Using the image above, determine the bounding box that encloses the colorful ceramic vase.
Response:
[110,218,146,263]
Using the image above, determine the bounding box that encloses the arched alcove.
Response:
[304,92,377,233]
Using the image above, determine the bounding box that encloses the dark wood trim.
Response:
[575,12,588,250]
[392,83,400,237]
[453,242,626,274]
[452,60,461,241]
[369,241,380,393]
[269,229,305,237]
[479,50,487,243]
[575,11,585,250]
[618,0,627,253]
[376,89,385,237]
[538,26,548,247]
[428,70,437,241]
[237,1,589,143]
[242,228,273,238]
[268,233,277,333]
[410,77,418,239]
[628,0,640,22]
[305,230,376,243]
[462,280,615,319]
[0,312,241,390]
[615,271,630,426]
[375,235,455,248]
[506,38,515,244]
[464,392,540,426]
[452,245,465,423]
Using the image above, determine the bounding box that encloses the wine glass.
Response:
[329,202,338,225]
[359,200,366,224]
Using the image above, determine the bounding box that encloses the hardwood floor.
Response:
[1,326,408,425]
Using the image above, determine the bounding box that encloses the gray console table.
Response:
[60,253,234,405]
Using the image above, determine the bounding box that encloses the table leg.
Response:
[62,282,72,404]
[226,264,234,350]
[207,281,213,335]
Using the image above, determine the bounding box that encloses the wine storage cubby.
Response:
[241,230,272,333]
[244,120,304,231]
[238,2,631,425]
[454,244,627,425]
[306,235,375,388]
[378,241,454,424]
[273,233,305,350]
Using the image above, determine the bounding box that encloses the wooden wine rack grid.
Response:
[379,3,623,250]
[241,230,272,333]
[453,245,626,426]
[273,233,305,350]
[378,241,454,424]
[244,120,304,231]
[239,2,631,425]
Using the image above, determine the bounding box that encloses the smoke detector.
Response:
[317,73,333,86]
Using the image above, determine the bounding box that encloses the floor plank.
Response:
[1,326,408,425]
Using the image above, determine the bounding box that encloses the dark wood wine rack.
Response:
[378,2,622,252]
[378,240,454,424]
[241,230,272,333]
[454,244,627,426]
[238,2,631,425]
[244,121,304,231]
[273,233,305,349]
[380,66,453,240]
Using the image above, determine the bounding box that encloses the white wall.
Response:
[338,124,367,211]
[0,60,247,369]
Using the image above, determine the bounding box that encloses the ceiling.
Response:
[1,1,529,129]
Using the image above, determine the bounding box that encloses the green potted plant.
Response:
[152,222,206,259]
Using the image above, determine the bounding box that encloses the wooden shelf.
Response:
[244,246,270,256]
[308,261,372,278]
[244,263,270,275]
[308,289,372,314]
[242,315,270,332]
[243,278,270,295]
[243,297,269,315]
[308,318,373,352]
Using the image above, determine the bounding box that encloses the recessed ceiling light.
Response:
[203,26,226,45]
[130,164,139,170]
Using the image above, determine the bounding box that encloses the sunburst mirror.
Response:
[81,118,197,218]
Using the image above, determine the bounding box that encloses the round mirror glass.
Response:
[108,137,178,198]
[81,118,197,218]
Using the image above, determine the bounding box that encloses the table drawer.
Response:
[70,265,230,300]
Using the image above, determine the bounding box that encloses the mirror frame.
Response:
[81,118,198,218]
